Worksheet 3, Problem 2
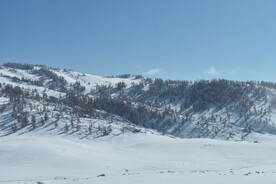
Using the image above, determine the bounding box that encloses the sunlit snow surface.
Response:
[1,66,276,183]
[0,133,275,184]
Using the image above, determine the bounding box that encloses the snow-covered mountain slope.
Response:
[1,63,276,184]
[1,62,276,140]
[0,132,275,184]
[0,63,148,138]
[0,96,153,139]
[0,64,141,97]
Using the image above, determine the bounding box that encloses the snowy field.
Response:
[0,133,276,184]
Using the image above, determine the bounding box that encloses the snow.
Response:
[1,65,276,183]
[0,69,63,98]
[0,66,141,97]
[50,69,141,93]
[0,97,9,105]
[0,133,275,184]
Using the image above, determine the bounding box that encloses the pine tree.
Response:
[64,124,69,133]
[31,115,36,129]
[12,123,17,132]
[41,117,45,125]
[44,112,48,122]
[76,118,81,131]
[88,122,93,134]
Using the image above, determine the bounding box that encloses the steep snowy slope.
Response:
[1,63,276,140]
[0,96,152,139]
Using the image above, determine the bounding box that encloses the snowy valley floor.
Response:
[0,133,276,184]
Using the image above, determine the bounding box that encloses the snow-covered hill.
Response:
[1,63,276,184]
[0,64,141,98]
[0,96,154,140]
[0,64,148,138]
[1,62,276,140]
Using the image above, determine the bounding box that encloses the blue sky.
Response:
[1,0,276,81]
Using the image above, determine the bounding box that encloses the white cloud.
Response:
[227,68,239,76]
[206,66,223,76]
[143,68,161,75]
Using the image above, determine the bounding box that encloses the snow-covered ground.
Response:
[0,132,275,184]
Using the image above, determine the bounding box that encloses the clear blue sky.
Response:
[1,0,276,81]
